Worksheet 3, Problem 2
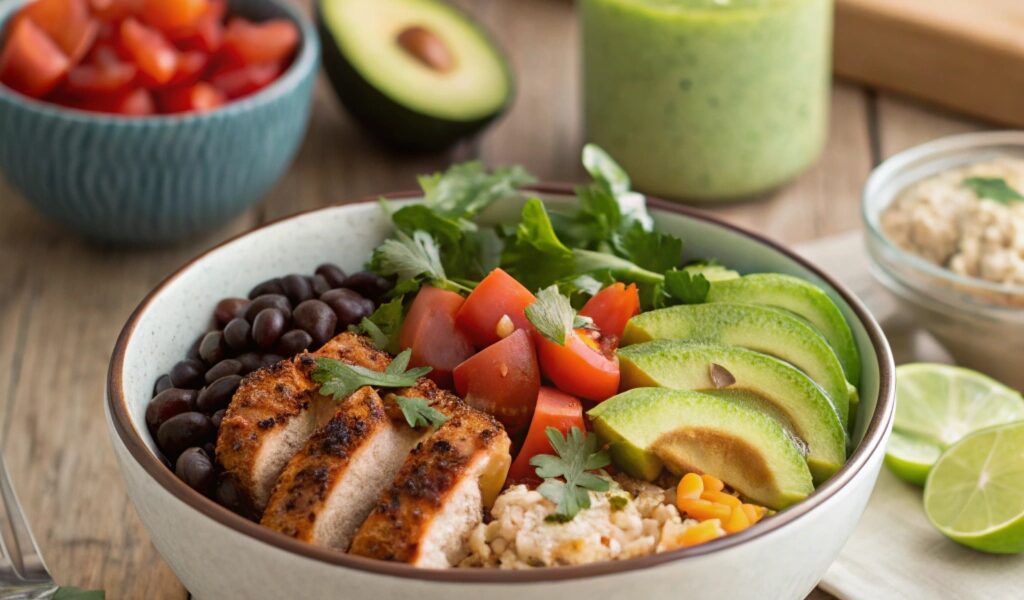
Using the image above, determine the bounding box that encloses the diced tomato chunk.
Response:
[72,86,154,115]
[535,329,620,403]
[399,286,475,389]
[140,0,208,33]
[119,17,177,84]
[164,50,207,87]
[168,0,223,53]
[157,81,223,113]
[505,387,585,486]
[90,0,142,23]
[18,0,98,64]
[207,60,280,99]
[579,283,640,342]
[0,18,70,97]
[221,17,298,65]
[453,329,540,436]
[64,59,136,95]
[454,268,536,348]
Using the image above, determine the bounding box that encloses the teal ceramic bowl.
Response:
[0,0,319,244]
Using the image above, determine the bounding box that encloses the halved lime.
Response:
[885,364,1024,485]
[924,421,1024,554]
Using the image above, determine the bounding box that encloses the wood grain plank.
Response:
[875,93,989,158]
[711,81,874,243]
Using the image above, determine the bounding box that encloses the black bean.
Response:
[293,299,337,346]
[199,331,226,365]
[203,442,217,458]
[281,273,313,305]
[223,318,252,352]
[153,374,172,396]
[236,352,262,374]
[309,274,331,296]
[321,288,374,328]
[214,298,250,326]
[169,358,206,389]
[248,278,284,299]
[185,334,204,360]
[197,375,242,413]
[276,329,313,356]
[146,388,197,430]
[205,359,242,384]
[157,412,214,459]
[260,353,284,368]
[216,474,257,520]
[252,308,286,349]
[315,263,347,288]
[341,271,393,300]
[211,409,226,429]
[176,447,215,496]
[245,294,292,322]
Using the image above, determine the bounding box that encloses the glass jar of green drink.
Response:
[581,0,832,201]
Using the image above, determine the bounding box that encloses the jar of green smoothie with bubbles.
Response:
[581,0,832,201]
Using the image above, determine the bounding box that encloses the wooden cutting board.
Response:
[835,0,1024,126]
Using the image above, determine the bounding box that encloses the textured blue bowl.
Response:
[0,0,319,244]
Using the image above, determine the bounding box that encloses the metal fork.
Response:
[0,452,56,600]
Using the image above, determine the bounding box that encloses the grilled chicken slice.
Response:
[260,380,454,550]
[349,403,512,568]
[216,333,390,511]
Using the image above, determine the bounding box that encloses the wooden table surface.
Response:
[0,1,990,598]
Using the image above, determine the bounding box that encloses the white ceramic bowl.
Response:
[107,188,895,600]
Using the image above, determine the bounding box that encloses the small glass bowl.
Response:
[863,131,1024,388]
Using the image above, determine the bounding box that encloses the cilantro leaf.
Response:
[501,198,576,291]
[370,230,471,293]
[417,162,535,219]
[614,221,684,273]
[664,268,711,304]
[312,349,431,400]
[395,396,449,429]
[582,144,630,196]
[525,285,578,345]
[530,427,610,522]
[55,588,105,600]
[551,184,623,249]
[963,176,1024,204]
[350,296,404,353]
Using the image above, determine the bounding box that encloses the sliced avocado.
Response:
[705,274,861,386]
[589,388,814,509]
[317,0,513,150]
[621,303,852,426]
[618,340,847,483]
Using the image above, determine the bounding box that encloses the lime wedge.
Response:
[924,421,1024,554]
[886,364,1024,485]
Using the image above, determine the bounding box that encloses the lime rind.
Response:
[924,421,1024,554]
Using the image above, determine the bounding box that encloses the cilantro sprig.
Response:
[312,348,431,400]
[963,176,1024,204]
[395,396,449,429]
[525,285,593,345]
[530,427,611,522]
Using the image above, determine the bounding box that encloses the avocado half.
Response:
[317,0,514,151]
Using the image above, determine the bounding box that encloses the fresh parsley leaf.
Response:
[530,426,611,522]
[963,176,1024,204]
[312,349,431,400]
[582,144,630,196]
[417,162,535,219]
[395,396,449,429]
[370,230,471,293]
[552,184,623,249]
[501,198,576,291]
[613,221,684,273]
[664,268,711,304]
[54,588,105,600]
[391,204,466,244]
[525,285,578,345]
[350,296,405,352]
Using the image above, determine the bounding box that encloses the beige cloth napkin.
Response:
[794,232,1024,600]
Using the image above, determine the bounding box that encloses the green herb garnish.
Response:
[963,176,1024,203]
[312,348,431,400]
[663,268,711,304]
[531,427,611,522]
[524,285,586,345]
[350,296,405,353]
[417,161,535,220]
[395,396,449,429]
[369,230,473,293]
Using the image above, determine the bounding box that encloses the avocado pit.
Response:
[397,25,455,73]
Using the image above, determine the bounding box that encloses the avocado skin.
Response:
[315,3,513,152]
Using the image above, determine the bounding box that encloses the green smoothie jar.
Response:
[581,0,832,201]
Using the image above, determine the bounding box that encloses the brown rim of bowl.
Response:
[107,184,895,584]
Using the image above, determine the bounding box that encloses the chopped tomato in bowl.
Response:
[0,0,300,116]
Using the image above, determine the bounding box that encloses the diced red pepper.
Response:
[207,60,280,99]
[157,81,223,113]
[0,18,70,97]
[119,17,178,85]
[221,17,298,65]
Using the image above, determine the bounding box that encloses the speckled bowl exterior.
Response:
[107,189,896,600]
[0,0,319,244]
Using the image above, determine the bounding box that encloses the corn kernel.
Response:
[495,314,515,339]
[741,503,767,524]
[677,473,704,501]
[677,498,732,522]
[701,474,725,492]
[724,505,751,534]
[680,519,725,547]
[702,490,741,508]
